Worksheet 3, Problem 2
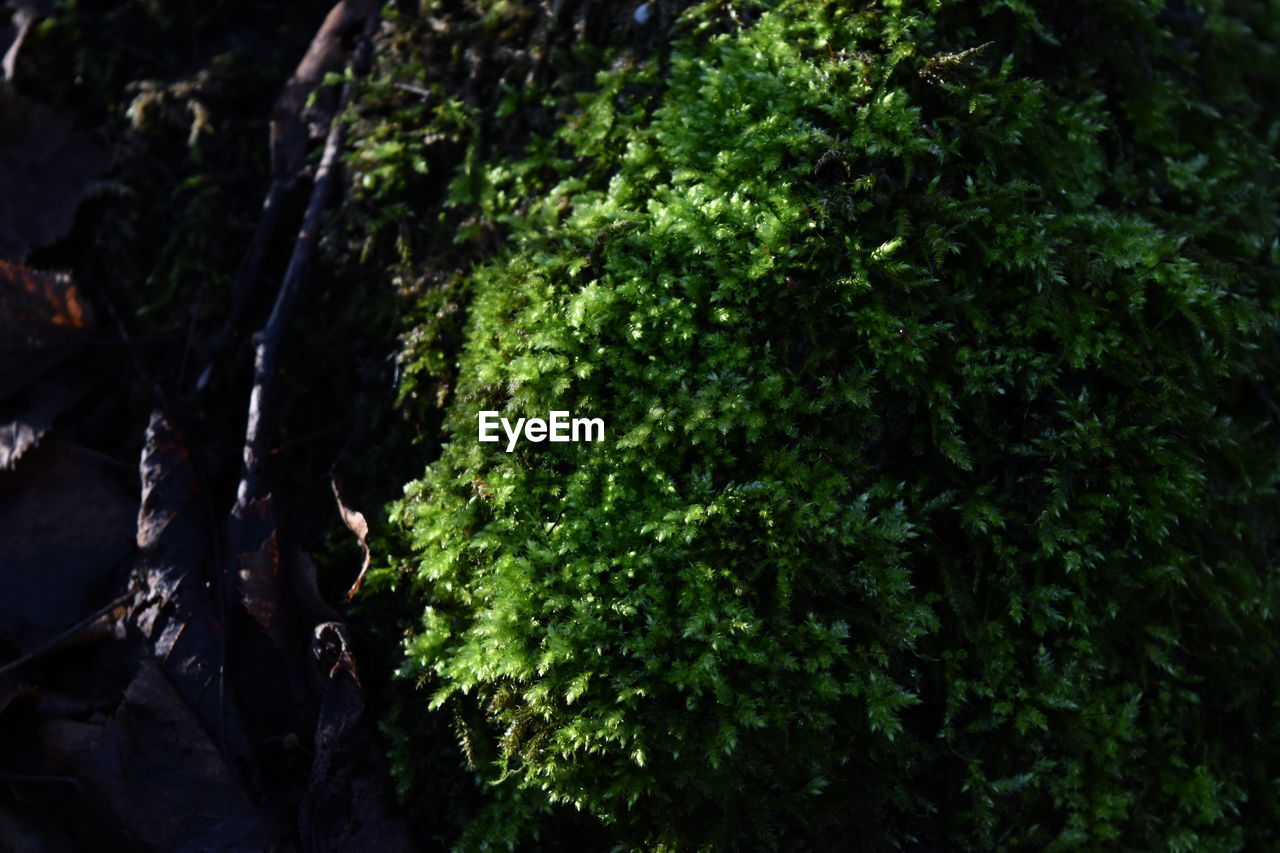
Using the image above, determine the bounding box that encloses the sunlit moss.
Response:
[378,1,1280,849]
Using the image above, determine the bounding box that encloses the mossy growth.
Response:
[373,0,1280,848]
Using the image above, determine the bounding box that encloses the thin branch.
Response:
[198,0,382,394]
[393,81,433,99]
[196,177,292,393]
[236,20,376,505]
[0,593,130,677]
[0,773,83,788]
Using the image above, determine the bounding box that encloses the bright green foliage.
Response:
[383,0,1280,848]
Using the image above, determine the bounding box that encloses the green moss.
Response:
[379,0,1280,848]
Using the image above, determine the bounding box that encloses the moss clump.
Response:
[381,0,1280,848]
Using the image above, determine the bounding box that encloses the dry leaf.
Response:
[0,441,135,645]
[231,496,293,653]
[130,410,255,773]
[0,261,96,469]
[39,661,282,851]
[1,0,55,81]
[301,622,416,852]
[330,476,370,600]
[0,90,104,263]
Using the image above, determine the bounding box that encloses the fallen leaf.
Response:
[0,441,135,647]
[300,622,417,852]
[39,660,283,852]
[0,261,93,404]
[0,380,89,472]
[0,262,97,470]
[0,672,92,852]
[129,410,255,776]
[1,1,55,82]
[330,476,370,600]
[0,675,35,717]
[229,496,295,654]
[0,261,93,331]
[0,802,78,853]
[225,496,315,775]
[0,90,104,263]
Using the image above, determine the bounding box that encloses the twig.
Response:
[0,593,130,677]
[59,440,134,473]
[393,81,433,99]
[196,177,292,393]
[0,773,83,788]
[84,270,168,406]
[236,19,377,505]
[198,0,382,394]
[218,9,378,788]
